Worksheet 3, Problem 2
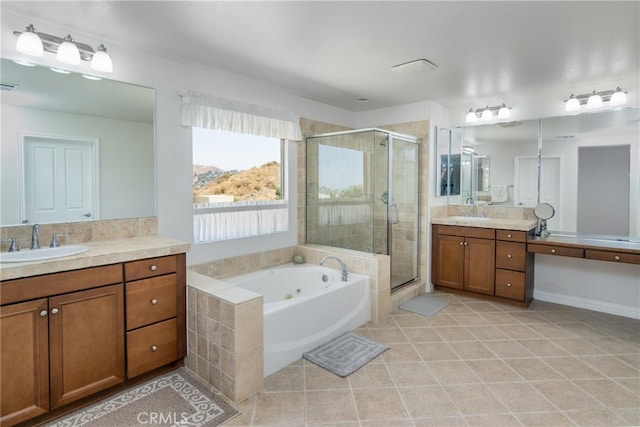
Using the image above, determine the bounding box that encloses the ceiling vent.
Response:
[0,82,18,91]
[391,59,438,75]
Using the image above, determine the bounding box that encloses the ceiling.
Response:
[2,1,639,112]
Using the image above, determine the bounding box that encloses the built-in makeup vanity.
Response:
[0,236,190,427]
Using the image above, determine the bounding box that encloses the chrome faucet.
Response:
[320,256,348,282]
[31,224,41,250]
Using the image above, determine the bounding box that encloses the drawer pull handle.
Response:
[151,298,158,305]
[551,249,556,254]
[40,310,48,317]
[507,234,512,238]
[507,254,512,258]
[150,265,157,271]
[51,308,59,315]
[507,283,512,287]
[460,242,463,246]
[614,255,620,260]
[151,345,158,352]
[464,242,468,246]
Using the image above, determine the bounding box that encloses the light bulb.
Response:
[586,91,603,109]
[497,104,510,119]
[57,35,81,65]
[16,24,43,57]
[609,87,627,107]
[465,109,477,123]
[91,44,113,73]
[481,106,492,121]
[565,94,581,112]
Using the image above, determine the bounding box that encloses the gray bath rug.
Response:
[399,294,450,317]
[303,332,388,377]
[44,368,239,427]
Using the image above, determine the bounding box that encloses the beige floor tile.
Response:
[549,337,607,356]
[367,316,399,329]
[305,390,358,424]
[442,383,508,415]
[451,312,490,326]
[615,407,640,426]
[564,409,629,426]
[401,327,442,343]
[465,324,510,341]
[442,302,474,314]
[614,377,640,395]
[387,362,438,387]
[252,391,306,425]
[479,311,523,325]
[427,360,481,384]
[422,313,460,327]
[464,301,502,313]
[527,322,579,338]
[433,326,476,342]
[465,359,524,383]
[263,366,304,392]
[348,363,394,389]
[482,339,533,358]
[589,336,640,355]
[463,413,522,426]
[532,380,605,411]
[392,313,428,327]
[516,338,571,357]
[448,341,496,360]
[368,327,409,344]
[304,364,350,390]
[412,416,467,426]
[574,378,640,408]
[487,381,556,413]
[543,356,606,380]
[359,419,413,427]
[515,411,576,426]
[352,388,409,421]
[497,324,542,339]
[503,358,565,381]
[581,354,640,377]
[413,342,459,361]
[382,343,422,363]
[398,385,461,418]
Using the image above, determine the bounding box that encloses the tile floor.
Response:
[224,292,640,426]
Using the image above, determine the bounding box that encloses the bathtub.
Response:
[225,264,371,377]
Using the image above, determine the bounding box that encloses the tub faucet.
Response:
[31,224,41,250]
[320,256,348,282]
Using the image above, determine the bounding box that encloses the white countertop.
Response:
[432,216,537,231]
[0,236,191,281]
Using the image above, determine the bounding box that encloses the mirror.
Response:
[1,58,156,226]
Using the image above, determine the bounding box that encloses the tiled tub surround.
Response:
[186,244,391,401]
[0,216,158,253]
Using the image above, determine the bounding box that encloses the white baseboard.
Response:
[534,290,640,320]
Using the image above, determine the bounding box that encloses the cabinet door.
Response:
[432,234,465,289]
[49,285,125,409]
[463,237,495,295]
[0,299,49,427]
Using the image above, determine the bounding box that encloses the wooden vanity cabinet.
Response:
[495,230,534,304]
[432,225,496,296]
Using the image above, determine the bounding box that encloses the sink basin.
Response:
[0,245,90,263]
[447,216,492,221]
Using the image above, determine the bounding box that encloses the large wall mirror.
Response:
[1,58,156,226]
[436,107,639,239]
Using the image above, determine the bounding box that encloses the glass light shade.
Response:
[497,104,510,119]
[586,91,603,109]
[16,28,43,57]
[90,45,113,73]
[50,67,71,74]
[465,109,477,123]
[57,36,81,65]
[565,95,581,112]
[481,107,492,120]
[609,87,627,107]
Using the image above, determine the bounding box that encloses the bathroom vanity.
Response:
[432,217,536,306]
[0,237,189,427]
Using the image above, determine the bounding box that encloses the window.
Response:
[192,128,288,243]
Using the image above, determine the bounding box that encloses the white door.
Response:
[22,135,97,224]
[539,156,561,231]
[514,156,539,207]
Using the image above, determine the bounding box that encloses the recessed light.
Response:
[391,58,438,75]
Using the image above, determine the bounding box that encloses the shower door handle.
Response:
[389,204,400,224]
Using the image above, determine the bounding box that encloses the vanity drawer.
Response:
[496,230,527,243]
[496,241,526,271]
[125,255,177,281]
[527,244,584,258]
[127,318,178,378]
[434,224,495,240]
[585,250,640,265]
[126,274,177,330]
[495,269,525,301]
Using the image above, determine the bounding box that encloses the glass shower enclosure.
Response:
[306,129,420,290]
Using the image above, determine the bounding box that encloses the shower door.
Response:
[388,135,420,289]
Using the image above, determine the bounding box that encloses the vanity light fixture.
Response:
[564,87,627,112]
[465,103,512,123]
[13,24,113,73]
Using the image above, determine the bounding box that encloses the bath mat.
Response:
[399,294,450,317]
[303,332,389,377]
[44,368,239,427]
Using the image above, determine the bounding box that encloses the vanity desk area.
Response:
[528,233,640,265]
[0,236,190,427]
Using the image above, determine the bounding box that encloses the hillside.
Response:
[193,161,281,201]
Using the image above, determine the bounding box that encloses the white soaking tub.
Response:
[225,264,371,377]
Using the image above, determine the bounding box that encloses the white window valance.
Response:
[180,90,302,141]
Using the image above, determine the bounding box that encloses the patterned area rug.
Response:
[45,368,239,427]
[303,332,388,377]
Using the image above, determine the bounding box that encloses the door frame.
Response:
[18,132,99,224]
